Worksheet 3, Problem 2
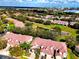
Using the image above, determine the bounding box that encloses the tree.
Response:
[34,19,44,24]
[7,20,15,32]
[66,36,76,49]
[25,21,33,26]
[15,15,26,22]
[53,26,61,35]
[35,48,41,59]
[76,30,79,34]
[36,27,55,40]
[9,46,23,57]
[10,14,17,19]
[1,14,7,20]
[0,20,5,33]
[0,39,7,50]
[44,20,51,25]
[0,18,15,33]
[13,25,33,35]
[76,35,79,43]
[13,26,56,40]
[25,26,33,35]
[73,23,79,29]
[20,42,31,51]
[7,24,15,32]
[66,18,71,27]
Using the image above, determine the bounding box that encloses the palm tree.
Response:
[35,48,41,59]
[53,49,56,59]
[20,42,31,51]
[0,20,6,34]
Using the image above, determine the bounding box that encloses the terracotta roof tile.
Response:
[32,37,67,56]
[6,18,25,28]
[4,32,33,46]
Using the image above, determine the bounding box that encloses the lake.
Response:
[64,10,79,13]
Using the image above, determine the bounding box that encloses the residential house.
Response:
[6,18,25,28]
[31,37,67,59]
[75,45,79,53]
[51,20,68,26]
[4,32,33,47]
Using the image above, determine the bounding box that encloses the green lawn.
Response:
[67,48,79,59]
[19,50,30,59]
[33,23,77,38]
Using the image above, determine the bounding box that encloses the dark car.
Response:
[0,55,16,59]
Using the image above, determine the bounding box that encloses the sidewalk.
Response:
[29,52,35,59]
[0,44,10,56]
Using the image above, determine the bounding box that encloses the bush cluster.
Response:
[11,14,52,25]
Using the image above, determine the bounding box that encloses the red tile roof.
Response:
[32,37,67,56]
[6,18,25,28]
[4,32,33,46]
[13,19,25,28]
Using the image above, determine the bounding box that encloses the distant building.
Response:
[51,20,76,26]
[75,45,79,53]
[6,18,25,28]
[51,20,68,26]
[75,18,79,21]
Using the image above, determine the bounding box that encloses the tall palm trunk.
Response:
[54,49,56,59]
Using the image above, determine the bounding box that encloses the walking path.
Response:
[0,44,10,56]
[29,52,35,59]
[56,56,62,59]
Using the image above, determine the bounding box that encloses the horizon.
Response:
[0,0,79,8]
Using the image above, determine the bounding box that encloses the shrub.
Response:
[1,14,7,20]
[44,21,51,25]
[0,39,7,50]
[60,39,66,42]
[13,26,33,35]
[15,15,26,22]
[35,48,41,59]
[34,19,44,24]
[72,50,79,57]
[25,21,33,26]
[0,20,6,34]
[13,26,56,40]
[7,24,15,32]
[9,46,23,57]
[53,26,61,35]
[66,36,76,49]
[72,23,79,29]
[76,30,79,34]
[10,14,17,19]
[20,42,31,50]
[27,18,35,22]
[76,35,79,42]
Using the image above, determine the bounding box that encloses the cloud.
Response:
[16,0,23,2]
[1,0,79,4]
[26,0,33,1]
[34,0,49,3]
[1,0,79,3]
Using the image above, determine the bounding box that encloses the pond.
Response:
[64,10,79,13]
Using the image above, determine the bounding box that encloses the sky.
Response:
[6,0,79,3]
[0,0,79,8]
